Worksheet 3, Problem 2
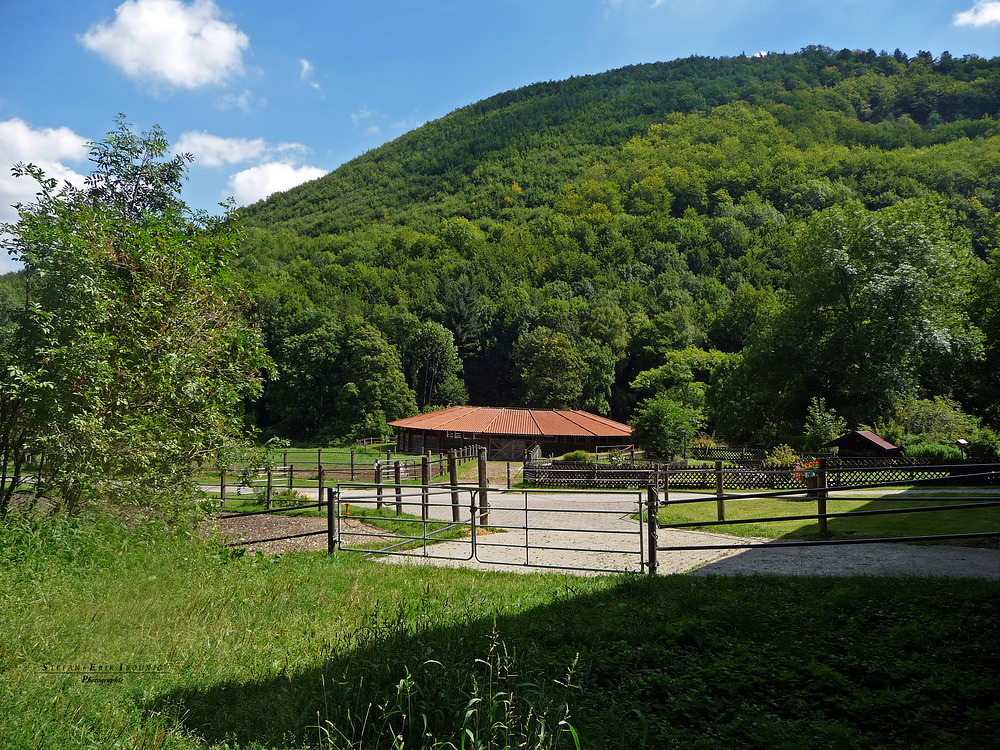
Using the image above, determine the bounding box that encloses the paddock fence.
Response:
[208,456,1000,576]
[646,462,1000,574]
[330,483,647,575]
[210,445,481,506]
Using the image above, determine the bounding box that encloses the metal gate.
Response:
[331,483,647,574]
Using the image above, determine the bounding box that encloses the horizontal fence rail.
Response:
[646,463,1000,573]
[332,483,646,575]
[215,498,329,548]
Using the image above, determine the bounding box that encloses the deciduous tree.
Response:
[1,118,270,512]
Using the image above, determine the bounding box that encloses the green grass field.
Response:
[658,490,1000,546]
[2,509,999,749]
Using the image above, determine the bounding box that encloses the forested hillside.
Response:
[7,47,1000,452]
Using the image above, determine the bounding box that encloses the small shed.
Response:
[824,430,902,457]
[389,406,633,461]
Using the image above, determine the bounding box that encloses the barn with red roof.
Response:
[389,406,633,460]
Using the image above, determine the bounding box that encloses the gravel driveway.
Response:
[212,484,1000,579]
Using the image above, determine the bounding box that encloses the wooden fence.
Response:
[215,445,481,505]
[523,458,1000,491]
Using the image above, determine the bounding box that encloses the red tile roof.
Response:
[389,406,632,439]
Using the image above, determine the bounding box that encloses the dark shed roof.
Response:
[825,430,902,456]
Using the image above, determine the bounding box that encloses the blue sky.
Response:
[3,0,1000,273]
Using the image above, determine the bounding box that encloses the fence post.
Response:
[317,451,324,501]
[646,486,659,576]
[289,464,294,492]
[266,468,274,510]
[449,449,460,522]
[817,458,828,536]
[327,487,336,554]
[375,460,383,509]
[219,465,226,507]
[350,450,355,481]
[421,454,430,521]
[394,460,402,516]
[283,450,288,467]
[715,460,725,522]
[478,446,489,526]
[507,461,511,489]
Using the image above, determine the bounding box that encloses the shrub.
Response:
[559,450,592,463]
[966,428,1000,462]
[903,442,963,461]
[763,444,799,467]
[689,433,722,459]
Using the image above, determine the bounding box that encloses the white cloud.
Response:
[0,119,89,222]
[174,131,310,168]
[174,131,267,167]
[351,107,382,135]
[0,119,90,273]
[299,58,322,92]
[79,0,249,89]
[227,162,326,205]
[955,1,1000,27]
[216,89,265,112]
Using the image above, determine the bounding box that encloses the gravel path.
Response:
[330,485,1000,579]
[203,483,1000,578]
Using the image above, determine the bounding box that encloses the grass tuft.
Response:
[2,510,999,748]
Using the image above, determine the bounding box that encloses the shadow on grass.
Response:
[688,490,1000,578]
[148,571,1000,749]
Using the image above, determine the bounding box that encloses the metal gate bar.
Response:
[333,483,646,574]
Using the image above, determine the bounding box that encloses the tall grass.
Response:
[2,510,999,748]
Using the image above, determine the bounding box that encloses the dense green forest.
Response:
[6,47,1000,454]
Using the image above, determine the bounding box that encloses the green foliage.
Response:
[868,395,981,449]
[0,118,269,512]
[788,199,982,423]
[903,442,964,461]
[712,198,984,444]
[559,449,592,462]
[213,49,1000,444]
[260,306,417,442]
[967,428,1000,462]
[515,327,588,409]
[403,320,467,409]
[688,433,721,459]
[630,346,728,408]
[803,396,848,452]
[763,444,800,467]
[630,393,705,459]
[900,395,979,445]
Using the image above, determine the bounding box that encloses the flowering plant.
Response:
[793,459,820,483]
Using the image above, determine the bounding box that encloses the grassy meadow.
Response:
[658,490,1000,546]
[2,509,999,749]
